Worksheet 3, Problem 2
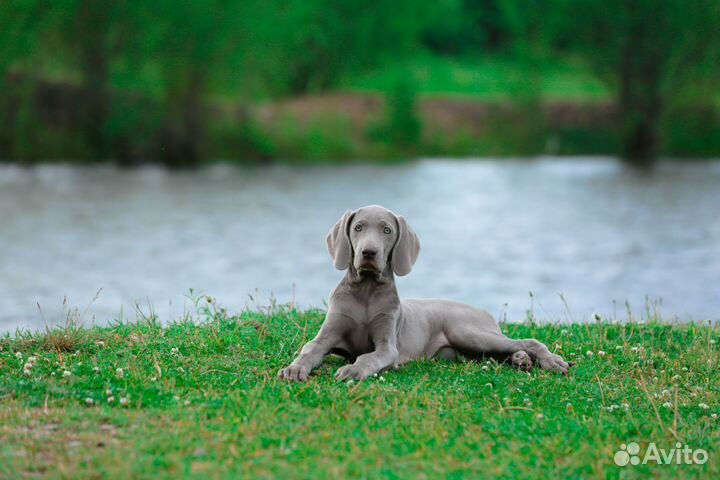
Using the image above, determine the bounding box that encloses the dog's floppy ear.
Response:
[392,214,420,276]
[326,210,354,270]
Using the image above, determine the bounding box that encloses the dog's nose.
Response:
[362,248,377,259]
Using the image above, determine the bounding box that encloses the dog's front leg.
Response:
[336,315,399,381]
[278,315,345,382]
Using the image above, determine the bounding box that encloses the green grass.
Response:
[345,54,610,102]
[1,301,718,478]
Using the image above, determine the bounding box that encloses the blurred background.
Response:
[1,0,719,331]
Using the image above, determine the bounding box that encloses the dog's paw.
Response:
[510,350,533,371]
[538,353,571,375]
[335,364,371,382]
[278,364,310,382]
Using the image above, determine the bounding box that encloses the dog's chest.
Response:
[343,327,374,355]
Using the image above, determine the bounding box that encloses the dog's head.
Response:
[326,205,420,277]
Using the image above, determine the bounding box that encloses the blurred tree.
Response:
[555,0,720,165]
[0,0,134,160]
[462,0,513,51]
[143,0,252,166]
[256,0,428,95]
[65,0,134,159]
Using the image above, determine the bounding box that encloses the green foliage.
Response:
[1,306,719,477]
[369,80,422,150]
[1,0,720,164]
[252,0,429,96]
[348,54,609,101]
[662,106,720,158]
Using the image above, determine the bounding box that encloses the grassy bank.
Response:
[1,305,718,478]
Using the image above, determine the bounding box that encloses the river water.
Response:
[1,158,719,332]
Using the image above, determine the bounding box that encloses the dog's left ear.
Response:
[392,215,420,276]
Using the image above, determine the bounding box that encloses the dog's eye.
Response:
[383,227,392,234]
[354,224,363,232]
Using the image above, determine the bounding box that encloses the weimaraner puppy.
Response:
[278,205,570,382]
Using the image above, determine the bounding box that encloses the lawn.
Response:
[1,301,718,478]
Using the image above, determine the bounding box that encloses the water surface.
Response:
[2,158,719,332]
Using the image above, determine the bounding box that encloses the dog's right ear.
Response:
[326,210,354,270]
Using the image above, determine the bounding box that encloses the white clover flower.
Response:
[372,373,378,378]
[597,350,606,357]
[93,367,99,373]
[615,345,623,350]
[672,374,682,381]
[173,395,180,401]
[151,376,157,382]
[662,402,673,409]
[23,362,34,370]
[85,398,94,405]
[27,356,37,364]
[481,365,489,371]
[105,389,113,396]
[116,368,124,378]
[661,389,671,397]
[535,413,544,420]
[710,339,716,345]
[15,352,22,359]
[51,372,56,377]
[96,341,105,347]
[170,347,179,355]
[107,396,115,404]
[62,370,72,378]
[630,346,639,353]
[711,413,717,419]
[622,403,630,410]
[23,369,32,376]
[379,376,385,382]
[699,403,710,410]
[554,344,562,350]
[183,400,191,406]
[682,367,688,372]
[119,397,129,406]
[586,351,594,357]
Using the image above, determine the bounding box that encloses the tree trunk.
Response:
[159,70,206,168]
[76,0,110,160]
[617,24,663,167]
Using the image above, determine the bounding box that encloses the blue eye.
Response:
[354,224,363,232]
[384,227,392,234]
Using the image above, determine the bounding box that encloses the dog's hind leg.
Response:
[445,326,569,374]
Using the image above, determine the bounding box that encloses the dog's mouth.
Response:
[357,262,381,274]
[358,264,379,273]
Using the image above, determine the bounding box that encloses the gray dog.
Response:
[278,205,570,382]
